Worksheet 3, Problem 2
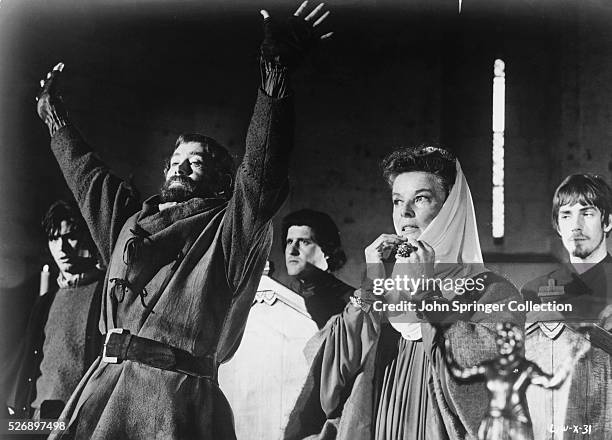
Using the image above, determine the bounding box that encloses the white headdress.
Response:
[388,159,486,340]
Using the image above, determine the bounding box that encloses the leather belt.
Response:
[102,328,217,381]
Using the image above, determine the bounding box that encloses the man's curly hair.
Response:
[281,209,347,272]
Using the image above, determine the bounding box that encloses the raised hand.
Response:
[36,62,68,136]
[292,1,333,39]
[259,1,333,71]
[395,238,436,293]
[364,233,407,264]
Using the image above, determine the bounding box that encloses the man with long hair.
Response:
[35,3,334,438]
[6,200,103,420]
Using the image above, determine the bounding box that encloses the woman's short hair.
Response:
[551,174,612,235]
[380,144,457,196]
[281,209,347,272]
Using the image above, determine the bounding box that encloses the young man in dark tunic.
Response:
[35,3,334,439]
[521,174,612,438]
[282,209,353,328]
[6,201,103,420]
[280,209,353,438]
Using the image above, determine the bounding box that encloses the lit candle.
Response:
[40,264,50,296]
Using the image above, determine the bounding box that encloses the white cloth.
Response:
[388,160,486,340]
[418,160,483,266]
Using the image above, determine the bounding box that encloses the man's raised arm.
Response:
[223,1,333,290]
[36,63,140,266]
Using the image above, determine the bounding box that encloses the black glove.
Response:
[260,16,319,71]
[36,62,69,136]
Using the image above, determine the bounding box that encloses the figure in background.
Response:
[521,174,612,439]
[218,210,351,438]
[282,209,352,328]
[280,209,353,439]
[35,2,333,438]
[6,200,103,420]
[445,322,588,440]
[306,145,524,440]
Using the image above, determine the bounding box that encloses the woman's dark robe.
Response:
[286,272,525,440]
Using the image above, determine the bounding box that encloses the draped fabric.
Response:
[5,275,103,419]
[294,155,526,440]
[389,159,486,342]
[417,160,483,267]
[47,89,294,439]
[310,274,524,440]
[374,338,431,440]
[522,255,612,440]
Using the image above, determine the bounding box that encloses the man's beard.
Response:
[572,244,591,259]
[570,233,604,259]
[160,176,202,203]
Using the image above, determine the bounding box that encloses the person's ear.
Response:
[604,213,612,234]
[214,173,233,198]
[221,173,233,190]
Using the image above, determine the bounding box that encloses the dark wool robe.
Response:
[280,270,353,438]
[286,272,525,440]
[47,89,293,440]
[6,278,103,419]
[287,269,354,329]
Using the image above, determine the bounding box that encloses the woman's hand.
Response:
[394,238,435,296]
[363,233,405,282]
[364,234,406,264]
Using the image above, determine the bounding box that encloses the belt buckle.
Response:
[102,328,127,364]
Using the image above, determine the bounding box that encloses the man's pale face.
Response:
[166,142,207,183]
[285,225,328,276]
[392,172,447,239]
[557,203,611,260]
[48,220,88,275]
[162,142,211,202]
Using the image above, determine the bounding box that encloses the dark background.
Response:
[2,0,612,400]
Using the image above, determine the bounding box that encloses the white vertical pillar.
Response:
[492,59,505,241]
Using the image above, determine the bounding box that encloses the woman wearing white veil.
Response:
[290,146,525,440]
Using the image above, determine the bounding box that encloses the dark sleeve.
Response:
[84,281,104,372]
[319,299,381,417]
[5,293,56,417]
[417,273,525,327]
[465,275,526,325]
[222,89,293,290]
[421,278,526,437]
[422,275,526,351]
[50,126,140,266]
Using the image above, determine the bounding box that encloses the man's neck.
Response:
[296,266,332,287]
[158,201,178,211]
[569,245,609,274]
[57,267,101,288]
